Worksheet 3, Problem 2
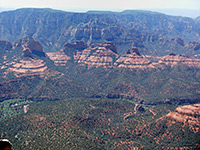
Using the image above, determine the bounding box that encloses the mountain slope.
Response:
[1,36,200,105]
[0,10,200,149]
[0,8,200,56]
[0,98,199,149]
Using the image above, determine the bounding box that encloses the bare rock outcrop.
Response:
[23,48,33,58]
[54,41,119,68]
[8,59,48,76]
[13,36,45,57]
[46,51,70,66]
[74,44,118,68]
[114,48,156,69]
[98,41,118,54]
[47,41,200,70]
[159,53,200,68]
[165,104,200,132]
[126,47,141,55]
[63,41,88,51]
[131,47,141,56]
[62,41,88,57]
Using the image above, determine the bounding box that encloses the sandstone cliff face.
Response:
[165,104,200,132]
[1,8,200,57]
[63,41,88,51]
[68,18,122,43]
[74,42,118,69]
[159,53,200,68]
[99,42,118,54]
[47,41,119,68]
[3,57,62,78]
[46,51,70,66]
[23,48,33,58]
[3,38,200,80]
[62,41,88,57]
[13,36,45,57]
[114,53,154,69]
[113,47,156,69]
[46,41,200,70]
[0,37,62,78]
[5,59,50,77]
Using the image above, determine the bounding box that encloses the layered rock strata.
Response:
[165,104,200,132]
[8,59,48,76]
[46,42,200,70]
[159,53,200,68]
[46,51,70,66]
[114,53,156,69]
[74,45,118,69]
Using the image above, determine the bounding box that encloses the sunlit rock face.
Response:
[8,59,48,76]
[166,104,200,132]
[46,51,70,66]
[0,37,62,78]
[159,53,200,68]
[74,42,118,69]
[47,41,200,70]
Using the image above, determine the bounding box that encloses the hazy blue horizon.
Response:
[0,0,199,18]
[0,7,199,19]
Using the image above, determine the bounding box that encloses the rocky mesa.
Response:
[46,41,200,70]
[165,104,200,132]
[13,36,45,57]
[2,36,200,80]
[0,36,61,79]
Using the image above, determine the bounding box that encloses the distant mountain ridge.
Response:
[0,8,200,149]
[1,8,200,105]
[0,8,199,55]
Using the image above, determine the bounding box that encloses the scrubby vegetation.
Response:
[0,98,199,149]
[1,65,200,106]
[0,8,200,150]
[0,99,31,121]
